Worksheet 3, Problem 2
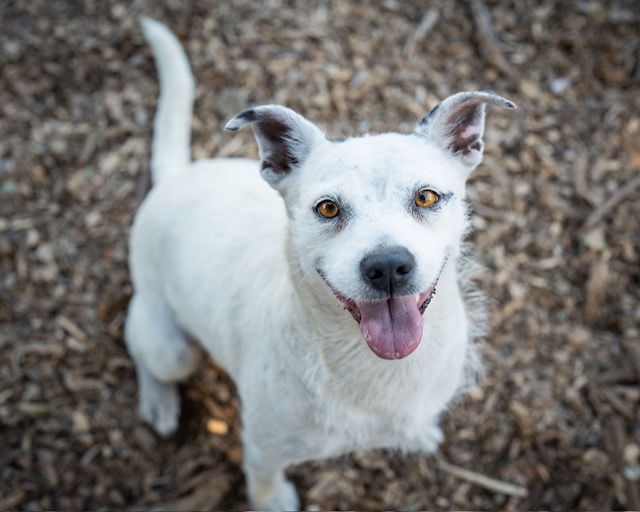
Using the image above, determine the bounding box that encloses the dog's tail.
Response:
[140,17,194,184]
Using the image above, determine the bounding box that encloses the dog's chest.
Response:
[313,389,442,456]
[300,326,469,456]
[308,364,452,455]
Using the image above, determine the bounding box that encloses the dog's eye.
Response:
[415,189,439,208]
[316,200,340,219]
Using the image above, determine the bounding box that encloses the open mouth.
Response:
[318,260,447,360]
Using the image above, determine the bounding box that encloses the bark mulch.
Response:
[1,0,639,509]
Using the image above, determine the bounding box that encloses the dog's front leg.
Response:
[242,438,300,511]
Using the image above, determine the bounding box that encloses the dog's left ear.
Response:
[225,105,325,188]
[415,91,516,170]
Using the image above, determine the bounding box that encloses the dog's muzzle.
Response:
[317,255,448,360]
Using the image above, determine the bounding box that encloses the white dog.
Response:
[126,17,515,510]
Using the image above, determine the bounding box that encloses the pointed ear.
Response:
[225,105,325,188]
[415,91,516,169]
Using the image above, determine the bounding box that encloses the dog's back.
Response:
[129,156,289,377]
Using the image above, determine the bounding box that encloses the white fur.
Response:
[126,18,514,511]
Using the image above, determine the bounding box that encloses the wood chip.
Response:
[56,315,90,343]
[584,259,610,320]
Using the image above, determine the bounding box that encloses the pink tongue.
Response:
[358,296,424,359]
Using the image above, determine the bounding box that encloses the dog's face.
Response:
[226,92,515,360]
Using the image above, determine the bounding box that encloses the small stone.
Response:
[624,443,640,466]
[583,228,606,252]
[26,229,40,248]
[207,418,229,435]
[72,410,90,433]
[550,77,570,95]
[35,243,55,263]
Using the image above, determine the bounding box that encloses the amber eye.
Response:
[415,189,439,208]
[317,200,340,219]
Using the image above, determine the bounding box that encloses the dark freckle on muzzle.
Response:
[360,246,416,295]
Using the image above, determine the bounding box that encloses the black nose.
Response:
[360,246,416,295]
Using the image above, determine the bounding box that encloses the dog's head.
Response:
[226,92,515,360]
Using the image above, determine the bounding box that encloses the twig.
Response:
[599,387,635,420]
[0,217,34,232]
[623,338,640,382]
[148,471,231,511]
[585,173,640,227]
[606,416,640,509]
[404,8,440,59]
[594,368,636,385]
[0,490,25,510]
[471,203,526,227]
[469,0,516,78]
[436,458,528,498]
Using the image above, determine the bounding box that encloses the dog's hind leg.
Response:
[125,293,200,436]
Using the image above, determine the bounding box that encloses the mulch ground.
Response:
[1,0,639,510]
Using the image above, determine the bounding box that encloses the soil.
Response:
[1,0,639,510]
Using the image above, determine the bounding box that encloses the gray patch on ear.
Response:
[234,109,257,123]
[419,103,440,126]
[224,109,258,131]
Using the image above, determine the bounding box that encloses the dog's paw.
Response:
[419,423,444,453]
[250,478,300,511]
[138,379,180,437]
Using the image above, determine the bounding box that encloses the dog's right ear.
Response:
[225,105,325,188]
